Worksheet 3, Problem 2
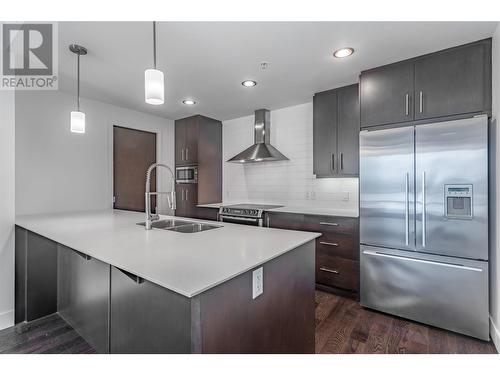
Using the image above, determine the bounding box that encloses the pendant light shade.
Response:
[145,21,165,105]
[145,68,164,105]
[69,44,87,133]
[70,111,86,133]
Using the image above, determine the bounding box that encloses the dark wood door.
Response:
[313,90,337,177]
[113,126,156,212]
[360,61,414,127]
[175,184,185,216]
[337,84,359,176]
[175,118,186,166]
[414,39,491,120]
[184,117,199,165]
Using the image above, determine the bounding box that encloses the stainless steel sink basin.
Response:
[166,223,221,233]
[137,219,193,229]
[137,219,221,233]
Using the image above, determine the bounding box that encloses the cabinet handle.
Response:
[266,216,270,227]
[73,249,92,261]
[419,91,423,114]
[320,222,339,226]
[320,267,339,274]
[340,153,344,171]
[405,93,409,116]
[186,148,189,160]
[320,241,339,247]
[331,154,335,172]
[117,268,144,284]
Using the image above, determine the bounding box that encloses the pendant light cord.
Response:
[77,52,80,111]
[153,21,157,69]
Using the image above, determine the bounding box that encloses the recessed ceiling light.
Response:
[182,99,196,105]
[242,80,257,87]
[333,47,354,58]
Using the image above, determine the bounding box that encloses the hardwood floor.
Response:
[0,291,497,354]
[315,290,497,354]
[0,314,95,354]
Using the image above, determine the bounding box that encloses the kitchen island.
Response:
[15,210,319,354]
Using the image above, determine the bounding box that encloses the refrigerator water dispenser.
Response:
[444,184,472,218]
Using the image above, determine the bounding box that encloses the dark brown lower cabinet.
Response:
[266,211,360,299]
[57,245,110,354]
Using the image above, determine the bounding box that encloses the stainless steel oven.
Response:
[175,166,198,183]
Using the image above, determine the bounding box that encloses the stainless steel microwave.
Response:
[176,166,198,183]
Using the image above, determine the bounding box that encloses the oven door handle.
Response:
[219,215,260,223]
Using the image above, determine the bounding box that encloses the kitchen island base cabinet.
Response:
[109,240,315,354]
[110,267,191,354]
[57,245,110,354]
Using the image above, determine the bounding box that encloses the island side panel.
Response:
[109,266,192,354]
[15,228,58,323]
[14,226,27,324]
[195,240,316,354]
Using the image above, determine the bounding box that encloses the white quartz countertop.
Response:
[197,202,359,218]
[16,210,320,298]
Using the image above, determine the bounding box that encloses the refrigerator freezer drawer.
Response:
[360,245,489,341]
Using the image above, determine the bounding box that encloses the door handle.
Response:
[320,222,339,226]
[405,93,409,116]
[422,171,426,247]
[419,91,423,114]
[320,241,339,247]
[362,250,482,272]
[319,267,339,274]
[405,172,409,246]
[117,268,145,284]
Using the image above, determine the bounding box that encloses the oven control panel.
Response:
[219,207,261,218]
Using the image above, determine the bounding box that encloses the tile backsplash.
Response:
[223,102,359,211]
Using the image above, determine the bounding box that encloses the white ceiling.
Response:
[58,21,497,121]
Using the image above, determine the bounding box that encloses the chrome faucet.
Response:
[145,163,176,230]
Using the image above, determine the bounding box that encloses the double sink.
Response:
[137,219,221,233]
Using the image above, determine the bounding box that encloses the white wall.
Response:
[223,102,359,211]
[15,90,175,216]
[0,91,15,329]
[490,22,500,350]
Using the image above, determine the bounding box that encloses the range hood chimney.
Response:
[227,109,289,163]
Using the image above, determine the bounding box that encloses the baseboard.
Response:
[490,315,500,351]
[0,309,14,330]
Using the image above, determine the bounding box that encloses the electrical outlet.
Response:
[342,192,350,201]
[252,267,263,299]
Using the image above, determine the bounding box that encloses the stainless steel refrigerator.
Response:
[359,115,489,341]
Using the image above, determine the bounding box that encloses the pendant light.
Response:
[69,44,87,133]
[145,21,165,105]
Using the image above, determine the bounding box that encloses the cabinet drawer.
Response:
[316,250,359,291]
[316,234,358,260]
[305,215,357,235]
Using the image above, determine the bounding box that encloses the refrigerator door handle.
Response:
[362,250,483,272]
[422,171,426,247]
[405,172,409,246]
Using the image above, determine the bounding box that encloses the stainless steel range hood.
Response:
[227,109,289,163]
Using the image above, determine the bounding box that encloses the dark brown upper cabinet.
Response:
[360,62,414,127]
[313,84,359,178]
[360,38,491,128]
[414,39,491,120]
[175,117,199,166]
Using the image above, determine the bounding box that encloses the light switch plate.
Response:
[252,267,263,299]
